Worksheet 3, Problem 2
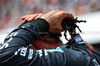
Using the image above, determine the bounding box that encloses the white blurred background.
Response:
[0,0,100,53]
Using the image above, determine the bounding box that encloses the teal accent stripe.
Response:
[47,47,63,52]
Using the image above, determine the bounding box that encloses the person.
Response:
[21,12,96,51]
[0,10,100,66]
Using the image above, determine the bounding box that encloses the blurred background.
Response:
[0,0,100,53]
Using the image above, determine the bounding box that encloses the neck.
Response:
[31,35,64,49]
[39,35,62,44]
[39,38,63,49]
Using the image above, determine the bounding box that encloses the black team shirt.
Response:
[0,18,100,66]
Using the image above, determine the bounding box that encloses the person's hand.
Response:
[40,10,74,33]
[21,13,43,22]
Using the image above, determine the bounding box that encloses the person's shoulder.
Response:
[60,44,88,58]
[60,45,89,65]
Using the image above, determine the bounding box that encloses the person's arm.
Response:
[0,10,89,66]
[0,18,49,64]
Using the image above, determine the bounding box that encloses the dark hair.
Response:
[61,17,86,41]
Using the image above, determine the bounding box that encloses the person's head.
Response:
[30,32,63,50]
[21,10,74,49]
[39,32,62,44]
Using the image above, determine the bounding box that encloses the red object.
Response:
[88,50,93,55]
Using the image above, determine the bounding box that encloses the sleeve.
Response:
[0,18,89,66]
